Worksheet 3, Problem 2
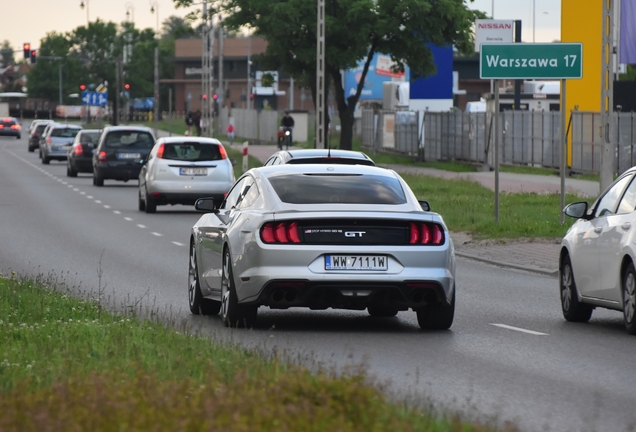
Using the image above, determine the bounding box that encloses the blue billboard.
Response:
[409,45,454,100]
[343,53,411,100]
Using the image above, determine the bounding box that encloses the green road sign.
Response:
[480,43,583,79]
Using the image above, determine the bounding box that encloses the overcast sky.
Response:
[1,0,561,58]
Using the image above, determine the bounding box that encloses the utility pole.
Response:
[201,2,210,137]
[247,36,252,110]
[154,46,159,138]
[315,0,325,149]
[115,56,121,126]
[600,0,616,192]
[218,15,224,111]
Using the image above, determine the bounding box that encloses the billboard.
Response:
[409,45,454,100]
[343,53,410,100]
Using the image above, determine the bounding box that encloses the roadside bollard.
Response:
[242,141,249,173]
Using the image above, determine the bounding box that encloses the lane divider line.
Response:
[490,323,549,336]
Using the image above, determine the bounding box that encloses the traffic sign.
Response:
[480,43,583,79]
[81,91,108,107]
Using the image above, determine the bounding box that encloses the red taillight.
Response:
[260,222,301,244]
[156,143,165,158]
[218,144,228,160]
[46,137,52,145]
[10,124,20,130]
[409,223,444,245]
[73,145,83,155]
[0,125,4,129]
[98,151,107,162]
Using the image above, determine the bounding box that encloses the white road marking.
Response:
[87,195,93,199]
[95,200,101,204]
[73,188,79,191]
[172,241,185,246]
[124,217,133,221]
[151,232,163,237]
[113,210,121,215]
[137,224,146,229]
[490,323,549,336]
[80,191,86,195]
[61,182,68,185]
[103,205,110,209]
[67,185,73,188]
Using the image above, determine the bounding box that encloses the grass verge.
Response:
[0,276,508,431]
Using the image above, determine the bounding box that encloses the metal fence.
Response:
[361,109,636,175]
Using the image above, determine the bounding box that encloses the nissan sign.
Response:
[474,19,514,52]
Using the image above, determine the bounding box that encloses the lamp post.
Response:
[79,0,89,24]
[125,2,135,23]
[150,1,159,36]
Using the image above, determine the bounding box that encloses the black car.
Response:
[0,117,21,139]
[92,126,155,186]
[67,129,102,177]
[263,149,376,166]
[28,121,54,152]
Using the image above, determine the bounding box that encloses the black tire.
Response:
[38,148,42,159]
[188,243,221,315]
[221,249,257,328]
[622,262,636,335]
[41,155,50,165]
[144,189,156,213]
[416,289,455,330]
[67,164,77,177]
[138,187,146,211]
[93,174,104,187]
[28,145,34,153]
[367,305,398,317]
[560,254,593,322]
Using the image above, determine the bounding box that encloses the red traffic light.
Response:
[30,50,37,64]
[202,94,207,100]
[79,84,86,91]
[213,93,218,100]
[249,93,254,100]
[124,83,130,90]
[23,43,31,60]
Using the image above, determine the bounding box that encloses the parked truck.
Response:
[0,102,9,117]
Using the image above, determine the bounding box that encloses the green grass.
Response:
[0,276,508,431]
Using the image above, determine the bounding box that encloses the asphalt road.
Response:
[1,132,635,432]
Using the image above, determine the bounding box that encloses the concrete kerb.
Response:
[454,250,559,278]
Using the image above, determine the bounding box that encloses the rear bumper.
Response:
[0,131,20,138]
[148,191,227,206]
[94,163,142,181]
[146,179,232,205]
[69,157,94,173]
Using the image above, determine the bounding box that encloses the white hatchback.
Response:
[561,166,636,335]
[138,137,235,213]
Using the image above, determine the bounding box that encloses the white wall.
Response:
[409,99,453,112]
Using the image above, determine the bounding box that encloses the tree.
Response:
[161,15,196,39]
[173,0,486,149]
[0,40,14,67]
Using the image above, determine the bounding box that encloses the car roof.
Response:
[79,129,102,133]
[255,163,394,179]
[157,136,222,145]
[51,123,82,128]
[103,125,153,132]
[284,149,372,160]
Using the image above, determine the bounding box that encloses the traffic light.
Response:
[249,93,254,100]
[30,50,37,64]
[202,94,207,100]
[79,84,86,92]
[23,43,31,60]
[124,83,130,90]
[213,93,218,100]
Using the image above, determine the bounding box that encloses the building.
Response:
[165,36,314,113]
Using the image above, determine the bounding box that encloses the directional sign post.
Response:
[479,43,582,223]
[81,91,108,107]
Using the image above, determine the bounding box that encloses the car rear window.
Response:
[35,124,48,133]
[51,128,81,138]
[286,157,375,166]
[80,132,101,143]
[104,130,154,148]
[161,142,223,161]
[1,118,16,127]
[268,174,406,204]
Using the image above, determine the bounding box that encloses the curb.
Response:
[455,251,559,278]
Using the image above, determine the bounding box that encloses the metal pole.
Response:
[247,36,252,110]
[494,79,500,223]
[115,57,121,126]
[59,64,63,105]
[316,0,325,149]
[153,46,159,139]
[169,87,172,136]
[561,79,566,224]
[514,20,522,111]
[600,0,616,192]
[218,16,224,110]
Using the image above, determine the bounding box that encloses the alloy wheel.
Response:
[221,252,230,321]
[624,269,636,325]
[188,245,198,309]
[561,262,573,312]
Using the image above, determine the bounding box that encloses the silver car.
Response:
[188,164,456,329]
[40,123,82,164]
[138,137,235,213]
[561,166,636,334]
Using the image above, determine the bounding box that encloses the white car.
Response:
[138,136,235,213]
[188,164,455,329]
[561,166,636,334]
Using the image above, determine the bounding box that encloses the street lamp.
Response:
[79,0,89,24]
[125,2,135,23]
[150,1,159,36]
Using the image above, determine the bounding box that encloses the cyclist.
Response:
[280,110,295,148]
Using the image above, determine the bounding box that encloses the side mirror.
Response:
[564,201,588,219]
[230,158,237,166]
[418,200,431,212]
[195,197,217,213]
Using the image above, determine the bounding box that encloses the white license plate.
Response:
[61,145,71,150]
[118,153,141,159]
[325,255,388,271]
[180,167,207,176]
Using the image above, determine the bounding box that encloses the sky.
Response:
[1,0,562,57]
[1,0,195,55]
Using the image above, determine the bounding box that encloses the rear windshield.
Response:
[104,130,154,148]
[268,174,406,204]
[35,124,48,133]
[51,128,81,138]
[161,142,223,161]
[287,157,375,166]
[79,132,101,143]
[1,119,16,127]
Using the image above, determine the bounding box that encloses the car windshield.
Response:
[161,142,223,161]
[105,130,154,148]
[268,174,407,204]
[51,128,81,138]
[80,132,101,144]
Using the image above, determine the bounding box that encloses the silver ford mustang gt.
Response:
[188,164,456,330]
